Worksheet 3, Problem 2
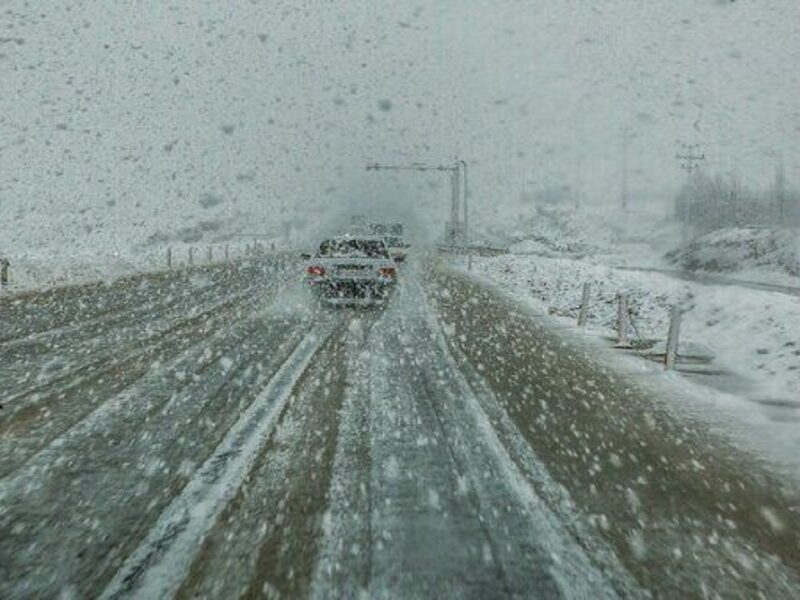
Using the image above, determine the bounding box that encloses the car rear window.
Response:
[318,239,389,258]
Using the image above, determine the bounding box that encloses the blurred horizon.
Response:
[2,0,799,253]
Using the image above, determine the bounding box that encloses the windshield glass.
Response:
[4,2,799,599]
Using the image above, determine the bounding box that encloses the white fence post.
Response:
[665,305,682,370]
[616,291,631,347]
[577,282,591,327]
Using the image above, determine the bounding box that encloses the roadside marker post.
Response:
[616,292,631,347]
[207,246,213,264]
[1,258,9,287]
[188,247,194,266]
[166,247,172,269]
[225,244,230,261]
[577,282,591,327]
[665,305,682,370]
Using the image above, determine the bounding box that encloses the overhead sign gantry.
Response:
[366,159,468,245]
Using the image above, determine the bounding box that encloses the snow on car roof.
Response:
[327,235,387,243]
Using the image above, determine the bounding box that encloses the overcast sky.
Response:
[2,0,798,250]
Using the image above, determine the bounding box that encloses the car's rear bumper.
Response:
[310,278,394,303]
[322,296,387,307]
[305,277,395,287]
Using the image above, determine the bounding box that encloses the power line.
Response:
[775,157,787,219]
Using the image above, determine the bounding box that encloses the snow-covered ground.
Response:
[1,246,173,292]
[0,241,281,294]
[666,227,800,284]
[463,205,800,473]
[465,251,799,401]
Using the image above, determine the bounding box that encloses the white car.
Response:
[303,236,398,306]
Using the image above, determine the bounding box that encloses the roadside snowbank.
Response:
[0,242,257,295]
[464,253,800,403]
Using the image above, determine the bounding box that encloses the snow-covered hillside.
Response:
[666,228,800,279]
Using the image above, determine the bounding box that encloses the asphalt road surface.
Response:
[2,256,800,599]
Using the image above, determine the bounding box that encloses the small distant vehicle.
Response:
[384,235,409,263]
[303,236,398,306]
[370,222,408,263]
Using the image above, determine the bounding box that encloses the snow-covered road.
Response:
[615,265,800,298]
[2,256,800,598]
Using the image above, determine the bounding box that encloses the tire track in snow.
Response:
[175,315,349,599]
[0,268,251,356]
[370,274,621,597]
[0,305,285,493]
[438,329,645,598]
[416,277,642,598]
[0,261,280,345]
[0,311,316,599]
[99,318,338,600]
[0,290,260,477]
[0,283,261,418]
[429,267,800,597]
[310,314,376,598]
[0,265,248,347]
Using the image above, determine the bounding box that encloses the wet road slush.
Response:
[1,256,799,598]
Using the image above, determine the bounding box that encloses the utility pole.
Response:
[675,143,705,241]
[460,159,468,242]
[280,199,290,244]
[367,160,468,246]
[775,157,786,222]
[664,304,682,370]
[1,257,9,287]
[451,167,460,233]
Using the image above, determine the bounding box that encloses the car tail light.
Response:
[378,267,396,278]
[306,265,326,277]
